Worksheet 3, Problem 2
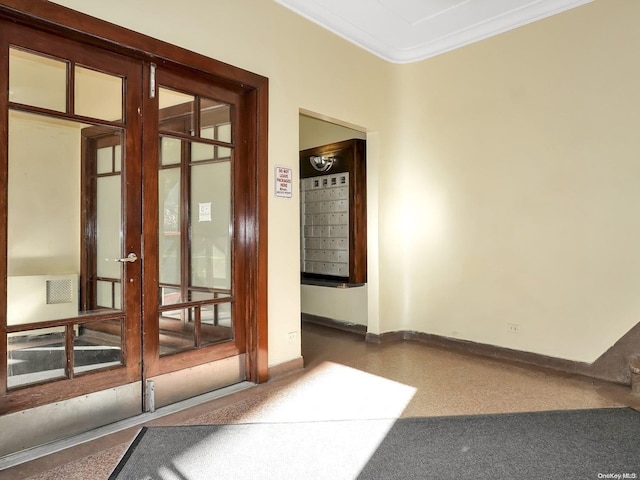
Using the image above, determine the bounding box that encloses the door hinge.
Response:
[149,63,156,99]
[145,379,156,412]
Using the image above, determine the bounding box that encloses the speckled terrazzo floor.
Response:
[3,322,639,480]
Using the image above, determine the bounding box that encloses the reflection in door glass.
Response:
[7,319,124,388]
[157,88,234,356]
[8,111,87,296]
[96,175,122,291]
[6,108,125,387]
[7,328,67,388]
[200,98,231,142]
[160,137,182,166]
[159,88,194,136]
[191,140,215,162]
[158,304,233,355]
[3,34,140,398]
[158,307,192,355]
[191,161,231,290]
[9,47,67,112]
[75,66,123,122]
[74,320,123,374]
[8,113,125,317]
[97,280,122,309]
[97,145,123,174]
[92,131,124,310]
[201,303,232,347]
[159,166,181,286]
[216,123,232,159]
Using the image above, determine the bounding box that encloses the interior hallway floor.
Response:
[3,322,640,480]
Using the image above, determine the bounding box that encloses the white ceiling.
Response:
[274,0,593,63]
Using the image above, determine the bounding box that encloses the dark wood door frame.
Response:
[142,65,248,378]
[0,0,268,415]
[81,128,124,312]
[0,20,145,414]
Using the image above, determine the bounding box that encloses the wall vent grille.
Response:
[46,279,74,304]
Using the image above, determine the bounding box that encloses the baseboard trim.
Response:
[365,331,404,344]
[365,330,627,385]
[302,313,367,336]
[268,356,304,380]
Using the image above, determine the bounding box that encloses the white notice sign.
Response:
[275,166,293,198]
[199,202,212,222]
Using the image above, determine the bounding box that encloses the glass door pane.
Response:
[5,44,132,391]
[95,137,124,310]
[157,87,234,356]
[190,160,231,291]
[9,48,67,112]
[7,110,126,387]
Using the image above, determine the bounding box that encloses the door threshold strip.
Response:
[0,381,256,470]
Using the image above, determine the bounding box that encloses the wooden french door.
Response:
[1,18,255,418]
[0,22,144,415]
[139,64,248,409]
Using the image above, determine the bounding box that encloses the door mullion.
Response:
[67,60,75,115]
[0,322,6,395]
[0,27,9,396]
[194,306,202,348]
[65,324,74,380]
[181,139,191,320]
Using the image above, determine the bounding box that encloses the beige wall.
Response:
[378,0,640,362]
[51,0,640,366]
[301,284,369,327]
[8,112,81,276]
[299,115,366,151]
[51,0,394,368]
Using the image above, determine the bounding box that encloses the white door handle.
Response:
[115,253,138,263]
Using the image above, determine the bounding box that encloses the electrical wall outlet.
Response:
[507,323,520,334]
[287,331,298,342]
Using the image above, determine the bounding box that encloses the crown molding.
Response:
[274,0,594,63]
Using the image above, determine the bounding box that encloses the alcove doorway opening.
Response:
[298,111,369,352]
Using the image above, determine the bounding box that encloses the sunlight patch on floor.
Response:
[160,361,417,479]
[237,361,417,423]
